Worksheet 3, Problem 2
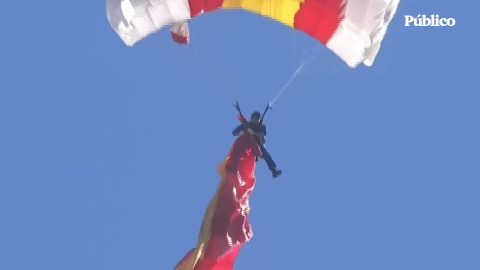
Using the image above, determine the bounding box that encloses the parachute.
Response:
[174,130,260,270]
[106,0,400,67]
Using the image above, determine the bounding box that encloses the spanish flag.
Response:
[174,132,261,270]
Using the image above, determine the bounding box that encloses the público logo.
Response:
[405,15,455,26]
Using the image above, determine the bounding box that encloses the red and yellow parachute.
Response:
[106,0,400,67]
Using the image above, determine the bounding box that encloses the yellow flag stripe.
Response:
[222,0,304,27]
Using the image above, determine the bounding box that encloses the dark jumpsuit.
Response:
[232,122,277,171]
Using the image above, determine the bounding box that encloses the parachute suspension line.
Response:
[268,61,304,108]
[234,44,322,123]
[233,101,248,123]
[268,44,322,109]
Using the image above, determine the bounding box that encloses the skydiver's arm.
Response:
[232,123,245,136]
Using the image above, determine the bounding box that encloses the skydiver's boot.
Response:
[271,168,282,178]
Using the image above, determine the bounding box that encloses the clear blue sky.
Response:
[2,1,479,270]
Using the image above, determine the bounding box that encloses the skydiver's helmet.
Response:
[250,111,261,122]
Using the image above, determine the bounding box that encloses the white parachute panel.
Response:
[106,0,192,46]
[326,0,400,67]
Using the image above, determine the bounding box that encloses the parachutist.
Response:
[233,111,282,178]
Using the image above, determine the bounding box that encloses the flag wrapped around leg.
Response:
[175,132,261,270]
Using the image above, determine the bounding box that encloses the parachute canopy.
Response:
[106,0,400,67]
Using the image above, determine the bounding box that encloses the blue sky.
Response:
[2,1,479,270]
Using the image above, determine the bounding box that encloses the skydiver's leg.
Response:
[254,137,282,178]
[258,144,276,169]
